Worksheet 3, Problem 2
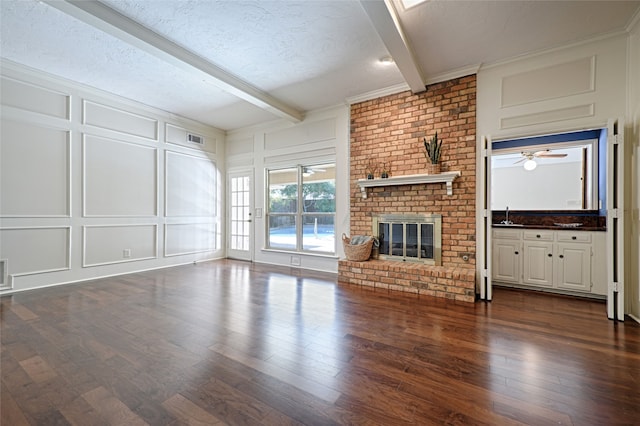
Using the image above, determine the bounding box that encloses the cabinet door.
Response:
[523,241,553,287]
[492,239,521,283]
[556,243,591,292]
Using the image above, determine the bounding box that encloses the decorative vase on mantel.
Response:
[380,162,389,179]
[425,163,441,175]
[422,132,443,175]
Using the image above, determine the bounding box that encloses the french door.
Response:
[227,171,253,261]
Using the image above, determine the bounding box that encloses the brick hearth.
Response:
[338,259,476,302]
[341,75,477,302]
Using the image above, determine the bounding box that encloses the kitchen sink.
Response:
[493,223,524,227]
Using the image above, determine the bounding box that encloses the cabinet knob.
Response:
[559,254,564,259]
[515,251,519,255]
[547,253,552,257]
[536,234,541,238]
[572,236,577,240]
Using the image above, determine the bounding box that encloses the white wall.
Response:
[478,34,627,140]
[476,33,632,310]
[226,106,349,273]
[492,162,583,210]
[0,61,226,293]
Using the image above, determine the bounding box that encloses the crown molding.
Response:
[345,83,410,105]
[424,64,481,86]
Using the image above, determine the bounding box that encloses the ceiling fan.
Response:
[513,149,567,170]
[302,166,326,176]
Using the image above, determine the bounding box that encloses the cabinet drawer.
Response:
[493,229,522,240]
[557,232,591,243]
[523,230,554,241]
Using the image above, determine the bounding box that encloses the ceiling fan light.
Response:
[523,159,537,171]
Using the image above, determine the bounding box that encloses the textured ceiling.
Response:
[398,0,640,79]
[1,0,639,131]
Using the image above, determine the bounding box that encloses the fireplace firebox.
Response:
[373,214,442,265]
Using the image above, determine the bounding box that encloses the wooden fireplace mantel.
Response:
[356,171,461,198]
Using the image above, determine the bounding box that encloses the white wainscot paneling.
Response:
[165,151,217,217]
[226,136,255,168]
[165,223,216,256]
[1,76,70,119]
[83,100,158,140]
[264,118,336,151]
[166,123,216,153]
[226,136,254,156]
[0,120,70,217]
[0,227,70,275]
[501,56,595,107]
[500,104,595,129]
[84,135,157,217]
[83,224,157,267]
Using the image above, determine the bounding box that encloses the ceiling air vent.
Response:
[187,133,204,145]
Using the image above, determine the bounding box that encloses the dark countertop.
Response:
[492,224,606,231]
[491,210,606,232]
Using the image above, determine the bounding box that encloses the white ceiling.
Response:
[2,0,639,132]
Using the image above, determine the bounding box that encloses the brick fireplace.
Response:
[338,75,477,302]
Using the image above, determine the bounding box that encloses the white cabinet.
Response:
[523,241,554,287]
[492,228,604,295]
[492,239,521,283]
[556,243,591,291]
[523,230,554,287]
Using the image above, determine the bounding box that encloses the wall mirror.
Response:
[491,139,598,211]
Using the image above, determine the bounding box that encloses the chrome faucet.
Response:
[501,206,513,225]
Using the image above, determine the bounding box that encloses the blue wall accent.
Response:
[492,130,601,150]
[598,128,607,215]
[492,129,606,215]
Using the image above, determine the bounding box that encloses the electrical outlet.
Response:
[290,256,301,266]
[123,249,132,259]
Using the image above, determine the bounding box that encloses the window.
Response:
[267,164,336,254]
[491,130,602,211]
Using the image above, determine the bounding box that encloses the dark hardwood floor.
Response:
[1,259,639,425]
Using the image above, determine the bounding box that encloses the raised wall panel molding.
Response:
[501,56,596,108]
[0,227,71,276]
[82,224,158,267]
[83,100,158,140]
[1,76,70,120]
[264,147,336,168]
[164,223,217,257]
[83,134,158,217]
[500,104,595,129]
[165,150,217,218]
[0,120,71,217]
[264,118,337,151]
[356,171,461,198]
